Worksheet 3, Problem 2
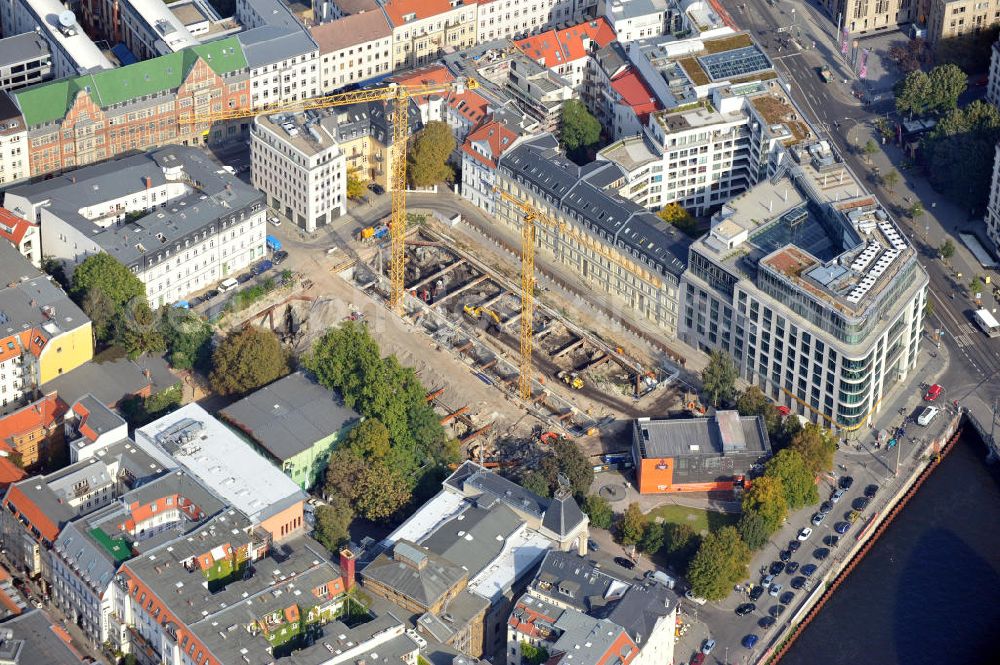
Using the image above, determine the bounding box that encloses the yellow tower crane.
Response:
[495,187,668,400]
[182,78,478,312]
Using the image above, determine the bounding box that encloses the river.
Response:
[781,430,1000,665]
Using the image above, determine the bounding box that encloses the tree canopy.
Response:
[209,327,290,396]
[313,497,354,552]
[764,448,818,509]
[640,521,665,554]
[346,166,367,200]
[560,100,601,158]
[922,100,1000,206]
[657,203,699,236]
[789,423,837,476]
[702,350,738,406]
[530,438,595,498]
[894,64,967,117]
[116,301,166,360]
[161,310,214,371]
[582,494,613,530]
[741,475,787,535]
[71,253,147,343]
[619,502,647,547]
[662,523,700,573]
[324,419,413,522]
[408,121,456,187]
[687,527,751,601]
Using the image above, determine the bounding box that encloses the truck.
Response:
[266,235,282,252]
[973,308,1000,337]
[818,66,833,83]
[358,224,389,242]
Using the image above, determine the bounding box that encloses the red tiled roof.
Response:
[515,18,616,67]
[0,393,65,444]
[394,65,489,124]
[310,10,391,54]
[382,0,474,26]
[611,68,662,120]
[0,457,26,489]
[5,483,60,542]
[462,119,519,169]
[0,208,34,247]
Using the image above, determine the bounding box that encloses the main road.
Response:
[720,0,1000,407]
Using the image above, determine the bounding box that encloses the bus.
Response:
[973,309,1000,338]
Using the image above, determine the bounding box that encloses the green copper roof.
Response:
[14,37,247,127]
[89,527,132,565]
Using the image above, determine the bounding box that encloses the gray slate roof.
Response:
[541,493,586,538]
[607,583,676,646]
[361,540,467,608]
[220,371,359,461]
[44,351,177,407]
[71,395,125,439]
[499,134,689,278]
[237,25,318,69]
[634,411,771,459]
[0,609,86,665]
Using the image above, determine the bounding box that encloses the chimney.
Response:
[144,176,152,189]
[340,548,356,590]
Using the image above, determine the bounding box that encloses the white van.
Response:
[219,277,239,292]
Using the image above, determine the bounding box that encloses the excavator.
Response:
[557,371,584,390]
[463,304,502,325]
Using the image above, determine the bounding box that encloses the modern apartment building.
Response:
[0,0,113,79]
[984,142,1000,249]
[7,36,249,178]
[0,93,27,188]
[475,0,559,42]
[238,25,320,108]
[251,111,348,232]
[0,34,51,93]
[495,133,690,333]
[6,145,266,308]
[311,9,394,92]
[925,0,1000,42]
[601,0,672,42]
[384,0,479,70]
[461,118,522,215]
[679,140,928,430]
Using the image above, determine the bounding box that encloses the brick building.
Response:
[8,37,249,178]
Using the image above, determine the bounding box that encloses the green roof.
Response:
[14,37,247,127]
[89,527,132,565]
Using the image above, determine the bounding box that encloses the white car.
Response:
[797,527,813,541]
[917,406,940,426]
[269,215,282,226]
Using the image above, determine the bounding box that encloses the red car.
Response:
[924,384,942,401]
[690,655,706,665]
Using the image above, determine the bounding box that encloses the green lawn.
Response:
[645,503,738,534]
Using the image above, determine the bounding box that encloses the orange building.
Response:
[633,411,771,494]
[0,392,67,471]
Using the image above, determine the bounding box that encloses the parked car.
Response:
[769,561,785,575]
[268,215,282,226]
[735,603,756,617]
[824,535,841,548]
[368,183,385,195]
[749,585,765,601]
[853,496,871,511]
[779,549,792,562]
[813,548,830,560]
[252,260,273,275]
[779,591,795,605]
[701,639,716,655]
[758,616,776,629]
[587,539,599,552]
[770,604,786,618]
[811,512,826,526]
[690,654,705,665]
[761,573,775,589]
[613,556,635,570]
[790,576,806,590]
[839,476,854,490]
[768,583,783,598]
[918,406,940,426]
[785,562,799,575]
[788,540,801,553]
[801,564,818,577]
[831,489,846,503]
[819,500,834,515]
[924,383,942,401]
[742,635,759,649]
[864,484,880,499]
[272,250,288,265]
[797,527,813,541]
[835,521,851,535]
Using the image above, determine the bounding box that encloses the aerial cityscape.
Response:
[0,0,995,663]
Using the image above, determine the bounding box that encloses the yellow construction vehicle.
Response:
[463,304,501,325]
[181,77,478,313]
[557,371,584,390]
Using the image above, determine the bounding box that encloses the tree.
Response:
[82,288,117,343]
[740,475,787,535]
[115,301,166,360]
[764,449,818,509]
[342,418,392,460]
[583,494,613,529]
[313,497,354,552]
[881,169,901,193]
[619,502,647,547]
[640,521,665,554]
[894,70,932,117]
[71,253,146,311]
[346,166,366,200]
[687,527,751,601]
[862,139,879,164]
[521,471,551,498]
[736,385,768,417]
[408,121,456,187]
[662,523,699,572]
[560,99,601,159]
[119,655,139,665]
[939,239,956,261]
[926,63,968,113]
[520,642,549,665]
[887,38,927,73]
[909,202,925,221]
[922,101,1000,205]
[353,461,411,521]
[162,310,213,371]
[533,438,595,498]
[209,327,289,396]
[924,299,934,318]
[736,510,773,551]
[657,203,699,237]
[702,350,738,407]
[789,423,837,476]
[970,276,984,295]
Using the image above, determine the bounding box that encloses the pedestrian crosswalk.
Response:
[950,323,978,348]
